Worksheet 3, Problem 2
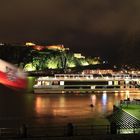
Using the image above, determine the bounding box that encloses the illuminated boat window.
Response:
[60,81,64,85]
[125,80,129,84]
[37,81,41,86]
[64,76,67,79]
[108,81,112,85]
[91,86,95,89]
[45,81,50,85]
[114,81,118,85]
[42,81,45,85]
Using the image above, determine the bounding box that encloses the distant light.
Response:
[114,65,117,68]
[25,42,36,46]
[103,61,108,64]
[33,45,44,51]
[47,45,66,51]
[0,43,4,45]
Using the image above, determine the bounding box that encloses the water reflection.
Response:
[102,92,107,105]
[59,96,65,107]
[125,90,130,99]
[27,77,36,92]
[91,94,96,106]
[35,97,50,115]
[0,84,140,127]
[33,91,140,125]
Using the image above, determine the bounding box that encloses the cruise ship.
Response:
[33,74,140,93]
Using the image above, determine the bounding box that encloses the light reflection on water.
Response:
[91,94,96,106]
[32,92,140,125]
[102,92,107,106]
[0,79,140,127]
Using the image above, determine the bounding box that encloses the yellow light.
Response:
[115,92,118,96]
[25,42,36,46]
[114,81,118,85]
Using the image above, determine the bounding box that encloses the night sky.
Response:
[0,0,140,65]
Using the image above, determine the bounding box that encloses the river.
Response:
[0,77,140,127]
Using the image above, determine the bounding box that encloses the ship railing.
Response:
[37,74,140,81]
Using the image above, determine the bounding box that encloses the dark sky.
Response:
[0,0,140,64]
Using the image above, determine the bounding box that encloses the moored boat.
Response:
[33,74,140,93]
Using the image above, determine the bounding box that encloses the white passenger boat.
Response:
[33,74,140,93]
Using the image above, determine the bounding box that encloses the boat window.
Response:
[108,81,112,85]
[64,81,108,85]
[60,81,64,85]
[37,81,41,86]
[114,81,118,85]
[42,81,45,85]
[91,86,95,89]
[52,81,59,85]
[44,81,50,85]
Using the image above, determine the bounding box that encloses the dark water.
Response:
[0,77,140,127]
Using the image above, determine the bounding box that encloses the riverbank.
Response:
[122,103,140,121]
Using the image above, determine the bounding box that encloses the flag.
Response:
[0,59,27,89]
